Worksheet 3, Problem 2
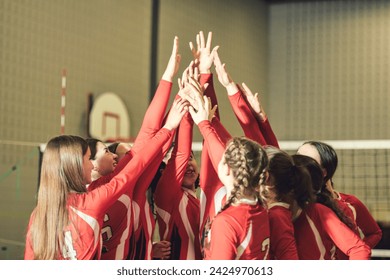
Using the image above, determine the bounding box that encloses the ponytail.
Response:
[292,154,356,231]
[290,164,316,209]
[265,147,315,207]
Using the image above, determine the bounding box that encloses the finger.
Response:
[181,67,189,83]
[188,106,196,117]
[210,45,220,60]
[206,31,212,50]
[212,104,218,113]
[241,82,253,96]
[188,63,194,77]
[207,96,212,111]
[177,97,188,109]
[196,33,200,50]
[171,98,179,107]
[188,81,203,99]
[189,41,195,53]
[213,51,222,67]
[210,105,218,120]
[199,31,205,48]
[194,67,199,80]
[203,96,210,111]
[188,77,201,91]
[178,78,183,90]
[195,91,204,109]
[172,36,179,55]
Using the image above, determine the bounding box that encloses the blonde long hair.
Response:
[30,135,88,259]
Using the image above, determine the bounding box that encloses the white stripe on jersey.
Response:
[70,206,100,258]
[144,195,153,260]
[154,204,171,240]
[179,190,195,260]
[199,189,206,230]
[236,222,252,260]
[305,213,326,260]
[132,202,140,232]
[116,194,132,260]
[214,186,227,215]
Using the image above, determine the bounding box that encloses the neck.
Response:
[182,184,195,192]
[234,195,258,205]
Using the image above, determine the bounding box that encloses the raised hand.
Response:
[213,51,238,95]
[189,94,216,125]
[178,61,203,110]
[164,98,189,130]
[162,36,181,82]
[189,31,219,74]
[239,82,267,121]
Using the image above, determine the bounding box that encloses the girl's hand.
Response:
[189,94,216,125]
[213,51,238,95]
[240,82,267,121]
[164,98,189,130]
[162,36,181,82]
[189,31,219,74]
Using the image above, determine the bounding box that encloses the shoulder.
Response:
[340,192,366,207]
[304,203,332,217]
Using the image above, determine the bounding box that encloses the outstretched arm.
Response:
[88,97,187,215]
[239,83,279,148]
[190,31,220,119]
[213,51,267,145]
[131,36,181,154]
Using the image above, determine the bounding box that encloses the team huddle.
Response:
[24,31,382,260]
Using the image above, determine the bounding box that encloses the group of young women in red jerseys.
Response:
[24,31,381,260]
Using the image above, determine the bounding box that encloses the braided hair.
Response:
[220,137,268,211]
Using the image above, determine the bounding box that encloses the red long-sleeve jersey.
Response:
[293,203,371,260]
[339,192,382,248]
[198,74,231,242]
[24,128,173,260]
[228,90,279,148]
[88,80,174,260]
[205,202,270,260]
[154,113,202,260]
[198,118,231,245]
[268,203,299,260]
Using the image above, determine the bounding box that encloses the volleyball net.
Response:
[194,140,390,224]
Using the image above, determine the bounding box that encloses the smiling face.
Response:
[182,153,199,190]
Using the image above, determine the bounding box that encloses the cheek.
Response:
[84,164,93,183]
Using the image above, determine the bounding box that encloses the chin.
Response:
[182,181,195,189]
